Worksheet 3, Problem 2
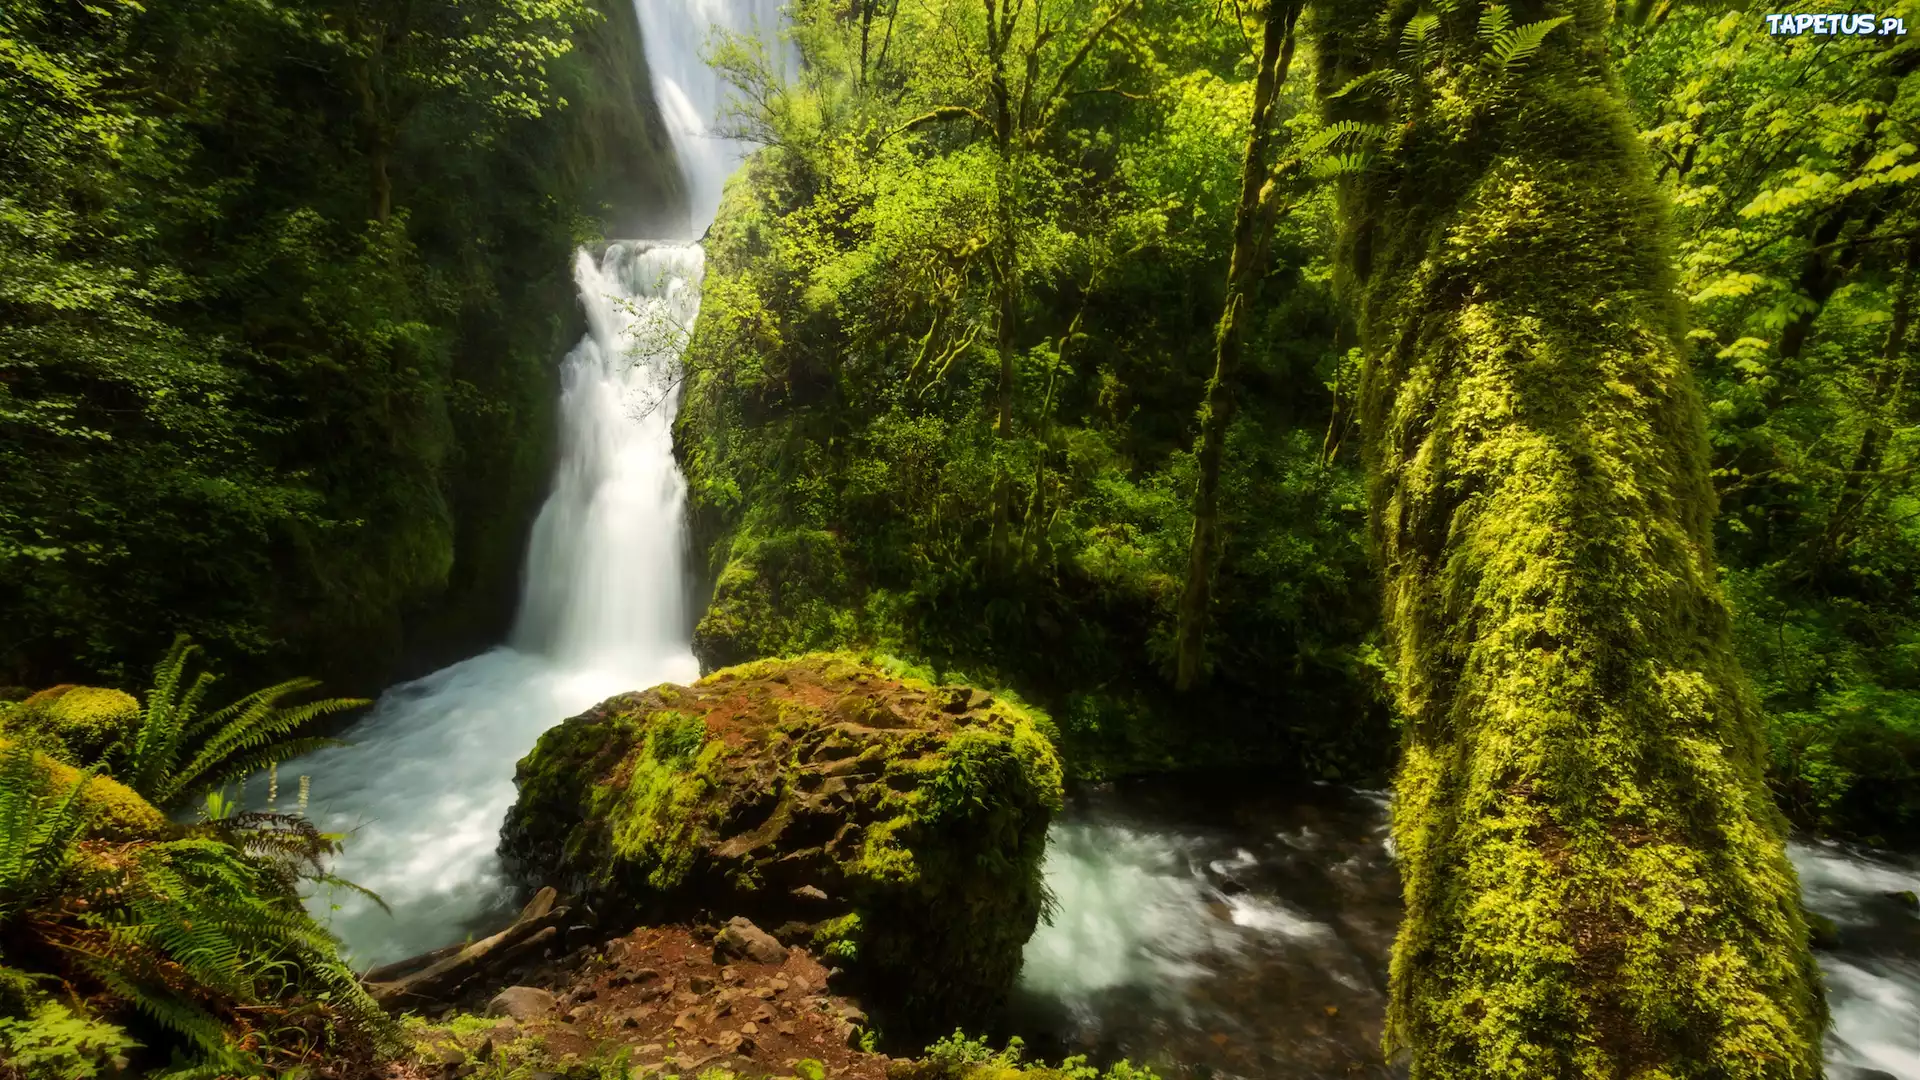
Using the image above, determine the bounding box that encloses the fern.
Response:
[1478,2,1512,41]
[1401,13,1440,62]
[1328,67,1411,101]
[1484,15,1570,72]
[0,644,396,1075]
[0,743,94,923]
[119,635,363,809]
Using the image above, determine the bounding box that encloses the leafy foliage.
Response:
[680,0,1389,782]
[0,651,394,1076]
[0,0,634,691]
[115,635,364,809]
[1617,3,1920,845]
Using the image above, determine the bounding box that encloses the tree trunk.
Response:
[1172,0,1300,691]
[1315,3,1825,1076]
[1825,233,1920,557]
[985,0,1019,563]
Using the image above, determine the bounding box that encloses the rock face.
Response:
[498,653,1064,1035]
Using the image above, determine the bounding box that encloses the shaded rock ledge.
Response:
[497,652,1064,1038]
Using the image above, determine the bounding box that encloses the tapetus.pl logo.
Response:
[1766,12,1909,35]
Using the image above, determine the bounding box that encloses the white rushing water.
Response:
[288,0,783,965]
[1019,785,1920,1080]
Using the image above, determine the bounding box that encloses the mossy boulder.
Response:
[4,684,143,766]
[499,652,1064,1036]
[0,735,169,840]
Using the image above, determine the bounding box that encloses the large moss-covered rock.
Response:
[499,653,1063,1035]
[5,685,142,766]
[0,735,169,840]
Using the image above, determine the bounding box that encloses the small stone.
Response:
[438,1047,467,1067]
[486,986,557,1022]
[771,976,791,992]
[714,916,790,965]
[721,965,744,984]
[836,1003,868,1025]
[639,1044,664,1055]
[674,1008,702,1032]
[572,986,598,1002]
[792,884,829,903]
[1323,1005,1339,1018]
[788,975,809,994]
[638,982,671,1001]
[565,1006,590,1023]
[742,1022,759,1035]
[689,975,716,994]
[776,1021,797,1036]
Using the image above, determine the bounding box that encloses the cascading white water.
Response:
[286,0,782,965]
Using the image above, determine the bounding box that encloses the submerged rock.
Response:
[498,652,1063,1034]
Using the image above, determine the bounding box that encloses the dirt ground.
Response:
[389,921,894,1080]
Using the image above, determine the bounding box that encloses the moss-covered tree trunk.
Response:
[1173,0,1301,691]
[1314,3,1826,1076]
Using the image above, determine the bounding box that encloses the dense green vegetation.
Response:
[678,0,1386,781]
[673,0,1920,845]
[0,0,679,693]
[0,640,391,1076]
[8,0,1920,1074]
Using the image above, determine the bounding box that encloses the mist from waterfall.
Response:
[286,0,779,964]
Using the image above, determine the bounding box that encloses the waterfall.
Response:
[286,0,782,965]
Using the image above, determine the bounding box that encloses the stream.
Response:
[1012,774,1920,1080]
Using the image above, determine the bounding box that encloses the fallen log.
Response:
[367,887,567,1009]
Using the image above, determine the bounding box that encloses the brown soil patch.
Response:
[385,922,890,1080]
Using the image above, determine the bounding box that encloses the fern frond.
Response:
[1298,119,1389,159]
[1328,67,1412,102]
[1401,13,1439,62]
[172,738,348,807]
[1485,16,1570,72]
[1478,2,1512,40]
[0,745,94,922]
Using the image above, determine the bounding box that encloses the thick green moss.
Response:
[6,685,142,766]
[1315,3,1825,1076]
[500,652,1063,1037]
[0,735,168,840]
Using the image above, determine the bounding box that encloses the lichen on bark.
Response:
[1312,2,1827,1076]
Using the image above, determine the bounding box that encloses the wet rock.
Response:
[485,986,556,1021]
[716,916,789,965]
[498,653,1063,1035]
[1886,889,1919,910]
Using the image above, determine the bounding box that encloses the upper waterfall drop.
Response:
[633,0,789,233]
[285,0,783,964]
[509,243,704,674]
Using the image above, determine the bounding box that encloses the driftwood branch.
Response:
[366,886,570,1010]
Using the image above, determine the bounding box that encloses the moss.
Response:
[5,685,142,767]
[1314,3,1825,1076]
[501,653,1063,1037]
[0,735,168,840]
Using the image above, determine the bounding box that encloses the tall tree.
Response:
[890,0,1140,563]
[1314,2,1825,1075]
[1172,0,1302,690]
